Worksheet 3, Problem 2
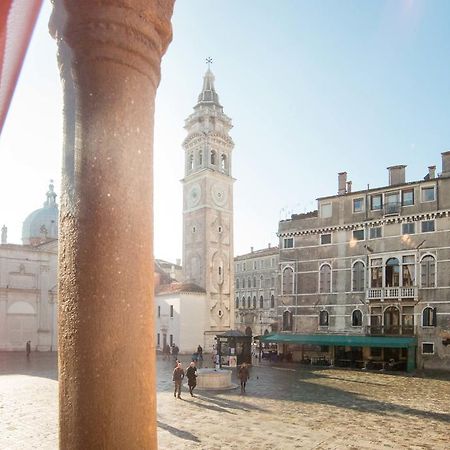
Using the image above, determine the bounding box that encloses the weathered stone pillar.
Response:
[50,1,174,448]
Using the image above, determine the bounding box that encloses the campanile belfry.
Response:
[182,65,235,344]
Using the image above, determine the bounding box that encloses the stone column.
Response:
[50,1,174,448]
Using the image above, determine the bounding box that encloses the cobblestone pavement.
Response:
[1,352,449,449]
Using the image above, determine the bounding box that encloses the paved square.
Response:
[0,353,449,449]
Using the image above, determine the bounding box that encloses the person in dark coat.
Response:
[172,343,179,361]
[197,345,203,361]
[26,341,31,359]
[238,362,250,394]
[172,362,185,399]
[186,361,198,397]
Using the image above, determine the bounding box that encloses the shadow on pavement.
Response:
[157,420,201,443]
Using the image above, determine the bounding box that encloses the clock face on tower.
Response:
[211,183,228,207]
[188,184,201,208]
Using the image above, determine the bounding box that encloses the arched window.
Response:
[259,295,264,309]
[247,296,251,309]
[242,297,245,308]
[319,264,331,293]
[189,153,194,170]
[385,258,400,287]
[270,294,275,308]
[248,278,251,289]
[384,306,400,334]
[260,275,263,288]
[199,150,203,166]
[319,310,329,326]
[253,276,256,288]
[421,255,436,288]
[282,267,294,294]
[352,310,363,327]
[242,278,246,289]
[235,297,239,308]
[352,261,365,292]
[210,150,216,165]
[252,296,256,309]
[283,310,293,331]
[236,278,240,289]
[221,154,227,172]
[422,307,437,327]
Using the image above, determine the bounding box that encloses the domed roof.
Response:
[22,182,59,245]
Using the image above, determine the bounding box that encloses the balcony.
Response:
[366,286,418,301]
[366,325,416,336]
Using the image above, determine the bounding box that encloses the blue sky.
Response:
[1,0,450,262]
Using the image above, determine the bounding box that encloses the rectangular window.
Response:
[320,233,331,245]
[170,305,174,318]
[320,202,332,218]
[422,343,434,354]
[402,256,415,287]
[353,197,364,213]
[402,189,414,206]
[158,306,161,318]
[253,261,257,270]
[402,222,415,235]
[369,227,382,239]
[243,262,246,271]
[371,194,382,210]
[352,229,364,241]
[385,192,400,214]
[421,186,435,202]
[283,238,294,248]
[157,333,160,346]
[370,259,382,288]
[421,220,435,233]
[169,334,173,346]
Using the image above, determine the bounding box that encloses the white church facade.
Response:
[0,183,58,351]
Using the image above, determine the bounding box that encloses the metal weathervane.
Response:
[206,57,213,69]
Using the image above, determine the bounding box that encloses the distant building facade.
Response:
[0,183,58,351]
[234,245,279,336]
[274,153,450,371]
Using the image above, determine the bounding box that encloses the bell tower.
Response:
[182,64,235,343]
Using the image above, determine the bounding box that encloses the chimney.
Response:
[440,151,450,178]
[250,246,254,253]
[346,181,352,193]
[268,243,271,249]
[387,165,406,186]
[428,165,436,179]
[1,225,6,244]
[338,172,347,195]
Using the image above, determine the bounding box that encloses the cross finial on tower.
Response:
[206,57,213,70]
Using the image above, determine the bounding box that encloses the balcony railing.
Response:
[367,286,418,301]
[384,202,401,215]
[366,325,416,336]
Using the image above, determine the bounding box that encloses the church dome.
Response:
[22,182,59,245]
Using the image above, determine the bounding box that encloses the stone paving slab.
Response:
[1,353,449,449]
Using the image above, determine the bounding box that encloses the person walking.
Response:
[163,343,170,361]
[172,343,179,361]
[238,362,250,394]
[172,361,185,399]
[186,361,198,397]
[26,340,31,359]
[197,344,203,361]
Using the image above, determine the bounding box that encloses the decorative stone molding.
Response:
[278,209,450,238]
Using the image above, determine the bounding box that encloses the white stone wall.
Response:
[0,242,57,351]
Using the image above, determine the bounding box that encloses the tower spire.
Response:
[197,57,221,107]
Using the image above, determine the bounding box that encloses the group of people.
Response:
[172,348,251,398]
[172,361,198,399]
[162,343,179,361]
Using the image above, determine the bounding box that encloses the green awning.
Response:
[260,333,417,348]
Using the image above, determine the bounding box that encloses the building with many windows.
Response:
[234,245,279,337]
[264,152,450,371]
